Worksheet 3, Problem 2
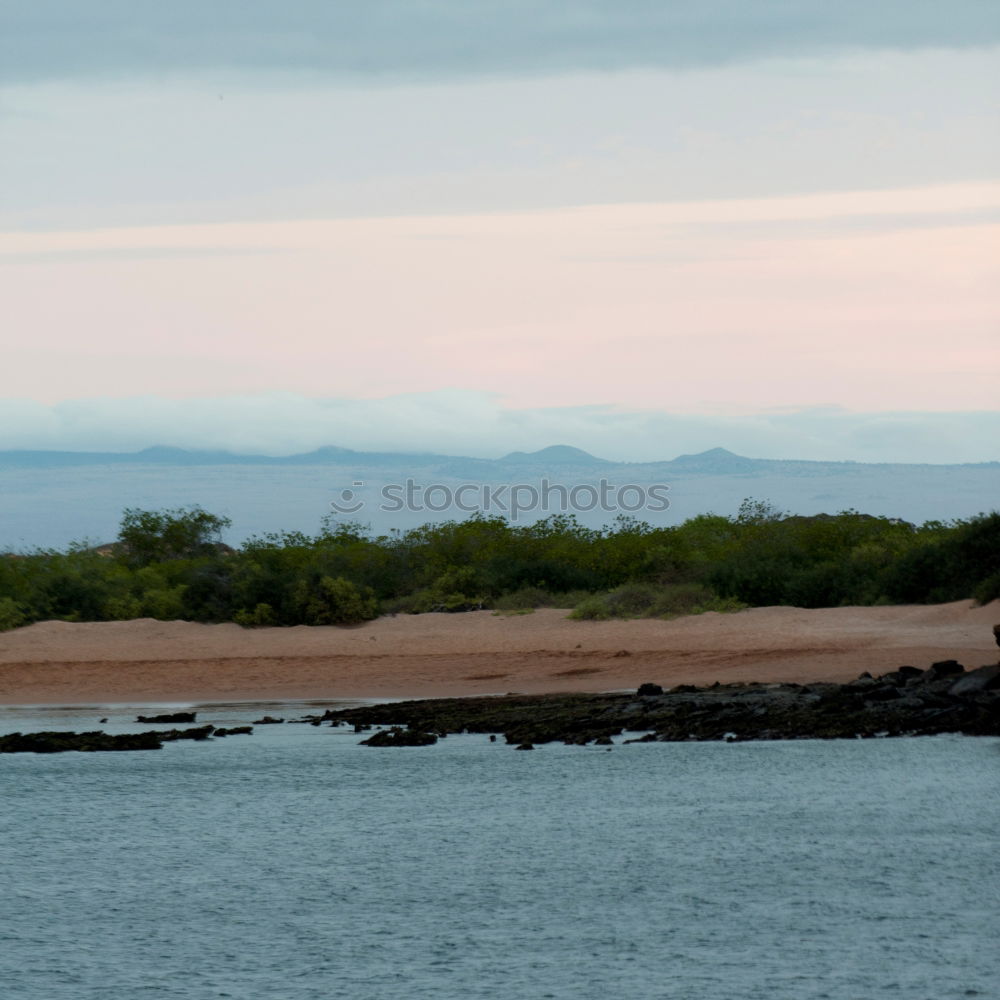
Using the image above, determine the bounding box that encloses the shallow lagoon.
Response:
[2,703,998,1000]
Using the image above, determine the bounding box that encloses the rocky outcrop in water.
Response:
[360,726,438,747]
[0,730,163,752]
[320,658,1000,746]
[136,712,196,724]
[0,724,221,753]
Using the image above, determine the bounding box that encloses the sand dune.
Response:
[1,600,997,705]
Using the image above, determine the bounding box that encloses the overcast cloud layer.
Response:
[4,1,1000,84]
[0,392,997,465]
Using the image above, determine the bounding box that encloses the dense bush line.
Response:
[0,501,997,631]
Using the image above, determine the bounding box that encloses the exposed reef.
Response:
[360,726,439,747]
[0,724,251,753]
[318,659,1000,746]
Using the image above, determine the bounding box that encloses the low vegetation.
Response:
[0,501,997,630]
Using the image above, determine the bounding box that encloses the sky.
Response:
[1,2,998,463]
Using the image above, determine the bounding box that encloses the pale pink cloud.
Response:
[2,182,997,413]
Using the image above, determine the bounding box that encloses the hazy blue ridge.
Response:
[1,444,997,473]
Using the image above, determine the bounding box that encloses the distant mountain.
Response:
[1,444,995,471]
[663,447,759,474]
[498,445,609,465]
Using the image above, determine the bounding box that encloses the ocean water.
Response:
[4,460,999,551]
[1,703,998,1000]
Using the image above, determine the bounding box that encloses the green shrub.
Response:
[492,587,554,611]
[0,596,26,632]
[293,576,378,625]
[601,583,662,617]
[382,589,438,615]
[140,586,188,620]
[568,596,612,620]
[234,602,278,627]
[117,506,231,568]
[570,583,745,621]
[102,595,143,620]
[973,571,1000,605]
[647,583,742,617]
[384,589,489,614]
[549,589,594,609]
[433,593,488,612]
[685,594,747,614]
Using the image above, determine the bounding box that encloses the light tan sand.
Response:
[1,601,997,705]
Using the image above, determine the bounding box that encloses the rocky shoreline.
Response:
[3,656,998,753]
[320,658,1000,748]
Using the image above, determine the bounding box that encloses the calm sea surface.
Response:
[1,703,998,1000]
[4,462,998,550]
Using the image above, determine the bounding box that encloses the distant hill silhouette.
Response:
[1,444,994,471]
[664,447,759,473]
[499,445,609,465]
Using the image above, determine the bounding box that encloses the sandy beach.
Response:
[0,600,997,705]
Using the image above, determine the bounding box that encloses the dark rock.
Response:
[360,727,438,747]
[949,664,1000,696]
[0,730,162,753]
[136,712,196,724]
[865,685,904,703]
[152,725,216,742]
[993,624,1000,648]
[849,674,876,687]
[213,726,253,737]
[927,660,965,680]
[880,666,924,686]
[515,743,534,750]
[0,724,215,753]
[253,716,284,724]
[637,683,664,697]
